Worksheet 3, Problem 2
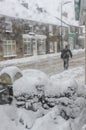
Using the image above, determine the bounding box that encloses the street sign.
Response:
[74,0,81,20]
[68,33,76,38]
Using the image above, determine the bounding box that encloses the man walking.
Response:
[61,45,72,70]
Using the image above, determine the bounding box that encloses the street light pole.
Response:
[60,0,72,51]
[61,0,63,50]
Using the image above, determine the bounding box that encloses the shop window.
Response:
[32,39,37,55]
[23,38,32,55]
[3,40,16,57]
[32,39,37,49]
[38,39,46,54]
[50,42,55,53]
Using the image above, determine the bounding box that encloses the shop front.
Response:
[23,34,46,56]
[48,35,58,53]
[68,33,76,50]
[49,41,55,53]
[36,35,46,55]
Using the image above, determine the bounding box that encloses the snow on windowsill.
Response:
[3,55,17,58]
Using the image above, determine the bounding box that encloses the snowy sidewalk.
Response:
[51,66,84,83]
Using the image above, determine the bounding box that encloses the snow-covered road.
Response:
[0,49,84,76]
[17,49,85,76]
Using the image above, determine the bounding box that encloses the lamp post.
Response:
[60,0,72,50]
[60,0,63,50]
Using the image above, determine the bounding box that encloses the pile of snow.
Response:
[13,67,86,119]
[0,101,86,130]
[51,66,84,84]
[13,69,49,97]
[44,77,86,118]
[17,107,46,129]
[31,107,86,130]
[0,100,47,130]
[45,78,78,97]
[0,104,26,130]
[73,49,84,55]
[13,69,50,110]
[0,65,86,130]
[31,106,71,130]
[13,67,85,98]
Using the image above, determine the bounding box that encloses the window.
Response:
[29,25,33,32]
[24,24,33,33]
[5,20,12,32]
[50,42,55,53]
[23,38,32,55]
[49,25,53,33]
[3,40,16,57]
[38,39,46,54]
[32,39,37,49]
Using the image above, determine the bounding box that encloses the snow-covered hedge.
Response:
[1,67,86,130]
[13,69,49,97]
[12,69,86,120]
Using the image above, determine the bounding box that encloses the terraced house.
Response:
[0,0,77,61]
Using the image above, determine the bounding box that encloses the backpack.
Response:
[61,49,70,59]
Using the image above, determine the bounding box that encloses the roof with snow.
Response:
[0,0,67,26]
[0,0,78,26]
[0,0,30,20]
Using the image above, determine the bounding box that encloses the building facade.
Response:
[0,15,63,61]
[0,14,82,61]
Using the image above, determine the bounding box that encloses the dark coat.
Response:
[61,48,72,59]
